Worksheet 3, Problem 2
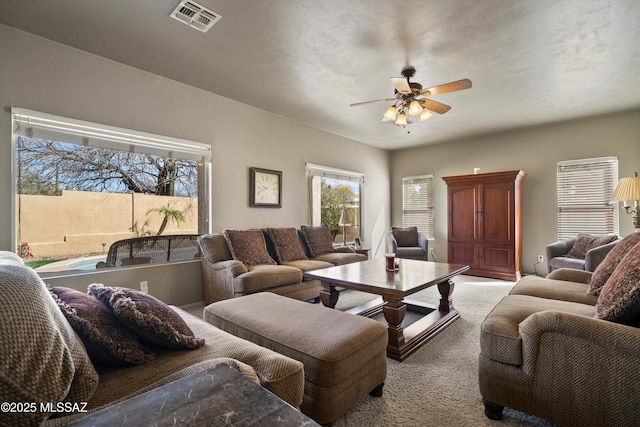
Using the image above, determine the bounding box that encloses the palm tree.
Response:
[147,203,186,236]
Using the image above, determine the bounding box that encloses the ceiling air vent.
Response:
[170,0,221,33]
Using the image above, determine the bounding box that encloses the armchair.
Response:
[546,234,619,273]
[388,226,428,261]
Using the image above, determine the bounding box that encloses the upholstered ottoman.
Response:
[204,292,388,425]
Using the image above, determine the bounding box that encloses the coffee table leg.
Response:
[382,298,406,348]
[320,282,339,309]
[438,279,455,312]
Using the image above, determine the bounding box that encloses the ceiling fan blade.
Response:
[390,77,412,94]
[420,79,472,96]
[350,97,396,107]
[419,98,451,114]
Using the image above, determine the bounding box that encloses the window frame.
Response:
[556,156,619,239]
[402,174,435,239]
[11,108,212,272]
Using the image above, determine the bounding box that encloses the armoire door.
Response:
[447,184,477,268]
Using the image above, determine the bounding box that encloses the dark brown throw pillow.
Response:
[392,226,419,247]
[566,234,618,259]
[595,241,640,323]
[267,227,308,263]
[588,232,640,296]
[49,287,154,366]
[223,229,276,265]
[88,284,205,350]
[300,225,336,257]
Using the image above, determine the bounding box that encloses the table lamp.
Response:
[338,209,351,246]
[611,172,640,231]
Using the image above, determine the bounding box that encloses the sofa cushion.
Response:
[313,251,367,266]
[392,226,419,247]
[267,227,308,263]
[88,284,205,350]
[224,229,276,266]
[595,242,640,323]
[510,275,597,306]
[234,265,303,294]
[566,234,618,259]
[300,225,336,257]
[588,232,640,296]
[283,259,334,272]
[480,295,596,366]
[0,253,98,426]
[50,286,155,365]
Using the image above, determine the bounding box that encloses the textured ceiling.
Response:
[1,0,639,150]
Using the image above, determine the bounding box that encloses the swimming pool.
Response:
[68,257,106,270]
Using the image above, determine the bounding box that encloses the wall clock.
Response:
[250,167,282,208]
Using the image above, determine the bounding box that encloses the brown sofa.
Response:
[479,232,640,426]
[197,226,367,304]
[0,252,304,426]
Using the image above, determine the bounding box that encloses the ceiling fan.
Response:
[350,66,472,126]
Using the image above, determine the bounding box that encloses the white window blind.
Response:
[12,108,211,163]
[402,175,434,239]
[557,157,619,239]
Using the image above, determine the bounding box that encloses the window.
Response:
[306,163,363,244]
[557,157,619,239]
[12,108,212,272]
[402,175,434,239]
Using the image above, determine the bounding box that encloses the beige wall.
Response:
[0,25,390,304]
[390,109,640,275]
[18,191,197,258]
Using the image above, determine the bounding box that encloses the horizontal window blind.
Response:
[557,157,619,239]
[402,175,434,239]
[12,108,211,163]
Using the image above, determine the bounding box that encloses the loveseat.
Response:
[198,226,367,304]
[0,251,304,426]
[479,232,640,426]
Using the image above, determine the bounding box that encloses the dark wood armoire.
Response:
[442,170,526,281]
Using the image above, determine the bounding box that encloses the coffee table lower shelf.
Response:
[345,297,460,362]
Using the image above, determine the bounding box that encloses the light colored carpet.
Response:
[185,275,557,426]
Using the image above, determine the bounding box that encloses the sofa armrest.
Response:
[388,232,399,253]
[418,233,429,254]
[545,268,593,284]
[520,310,640,376]
[584,239,620,272]
[545,238,575,260]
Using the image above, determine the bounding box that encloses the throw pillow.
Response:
[0,259,98,426]
[588,232,640,296]
[392,226,419,247]
[565,234,618,259]
[300,225,336,257]
[223,229,276,265]
[88,284,205,350]
[49,286,155,366]
[267,227,308,263]
[595,241,640,323]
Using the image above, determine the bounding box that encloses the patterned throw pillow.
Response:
[88,284,205,350]
[267,227,308,263]
[300,225,336,257]
[566,234,618,259]
[50,286,155,365]
[0,255,98,426]
[392,226,419,247]
[223,229,276,265]
[588,232,640,296]
[595,241,640,323]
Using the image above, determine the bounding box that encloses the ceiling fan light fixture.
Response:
[420,108,432,121]
[382,105,397,121]
[395,112,407,125]
[408,100,423,115]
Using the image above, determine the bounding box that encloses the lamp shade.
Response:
[395,112,407,125]
[338,209,351,226]
[612,172,640,201]
[408,100,423,115]
[382,106,397,121]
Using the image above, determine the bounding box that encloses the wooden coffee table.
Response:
[304,258,469,362]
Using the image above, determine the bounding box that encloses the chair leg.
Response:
[369,383,384,397]
[483,399,504,420]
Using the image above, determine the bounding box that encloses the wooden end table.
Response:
[304,258,469,362]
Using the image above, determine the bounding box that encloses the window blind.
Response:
[12,108,212,163]
[557,157,619,239]
[402,175,434,239]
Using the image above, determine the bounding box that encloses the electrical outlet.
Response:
[429,248,435,254]
[140,281,149,293]
[537,255,544,263]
